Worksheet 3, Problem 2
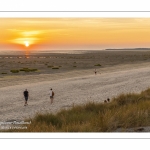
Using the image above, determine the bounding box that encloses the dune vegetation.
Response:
[94,64,101,66]
[5,88,150,132]
[19,68,38,72]
[10,69,19,73]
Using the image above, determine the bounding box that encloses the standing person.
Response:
[50,88,54,104]
[94,69,97,75]
[107,98,110,102]
[23,89,29,106]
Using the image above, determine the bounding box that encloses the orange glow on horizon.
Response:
[1,18,150,51]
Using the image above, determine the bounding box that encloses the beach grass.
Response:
[94,64,101,66]
[47,65,53,68]
[10,70,19,73]
[19,68,38,72]
[52,67,59,69]
[6,88,150,132]
[1,72,7,74]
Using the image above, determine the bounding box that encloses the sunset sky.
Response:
[1,18,150,51]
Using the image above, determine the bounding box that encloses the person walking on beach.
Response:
[23,89,29,106]
[94,69,97,75]
[50,88,54,104]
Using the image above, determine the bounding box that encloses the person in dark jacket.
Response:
[23,89,29,106]
[50,88,54,104]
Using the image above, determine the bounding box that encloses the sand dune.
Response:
[0,64,150,122]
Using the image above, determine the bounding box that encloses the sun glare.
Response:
[25,41,29,47]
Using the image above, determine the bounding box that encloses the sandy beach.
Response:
[1,50,150,122]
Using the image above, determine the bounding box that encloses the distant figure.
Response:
[23,89,29,106]
[104,100,107,103]
[94,69,97,75]
[50,88,54,104]
[107,98,110,102]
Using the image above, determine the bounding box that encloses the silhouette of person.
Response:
[23,89,29,106]
[104,100,107,103]
[107,98,110,102]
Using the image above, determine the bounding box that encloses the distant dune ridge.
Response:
[106,48,150,50]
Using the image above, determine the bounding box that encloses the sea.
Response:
[0,50,97,55]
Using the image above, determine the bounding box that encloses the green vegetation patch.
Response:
[1,72,7,74]
[19,68,38,72]
[10,70,19,73]
[47,65,54,68]
[29,69,38,72]
[94,64,101,66]
[52,67,59,69]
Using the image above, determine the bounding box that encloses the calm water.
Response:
[0,50,95,55]
[0,51,24,55]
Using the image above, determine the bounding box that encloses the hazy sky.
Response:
[1,18,150,51]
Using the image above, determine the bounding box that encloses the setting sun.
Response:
[25,41,29,47]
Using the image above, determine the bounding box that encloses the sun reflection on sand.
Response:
[25,50,30,58]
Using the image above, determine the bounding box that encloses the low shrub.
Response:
[20,68,29,72]
[29,69,38,72]
[52,67,59,69]
[1,72,7,74]
[94,64,101,66]
[47,66,53,68]
[10,70,19,73]
[20,68,38,72]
